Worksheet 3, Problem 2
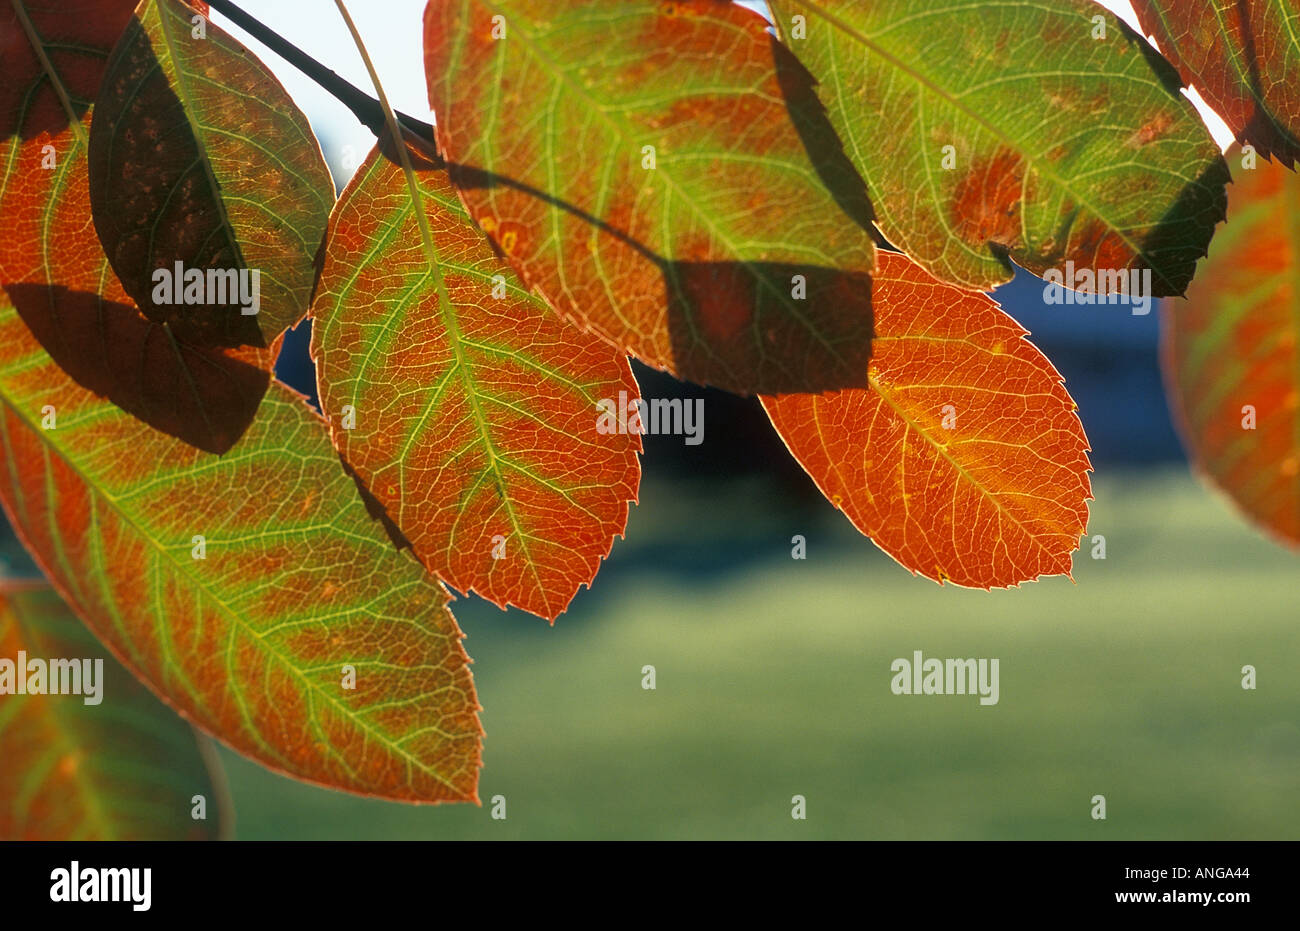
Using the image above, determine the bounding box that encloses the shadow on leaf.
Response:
[3,283,272,454]
[429,33,878,396]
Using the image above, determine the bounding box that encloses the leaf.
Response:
[762,250,1092,588]
[423,0,877,396]
[0,290,483,803]
[311,139,641,621]
[0,0,276,454]
[1132,0,1300,170]
[767,0,1230,296]
[0,583,227,840]
[1162,153,1300,547]
[87,0,333,347]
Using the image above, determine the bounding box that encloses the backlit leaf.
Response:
[424,0,877,396]
[0,583,227,840]
[0,290,483,803]
[1133,0,1300,169]
[87,0,333,346]
[768,0,1230,295]
[311,140,641,621]
[762,251,1092,588]
[0,0,275,454]
[1162,153,1300,546]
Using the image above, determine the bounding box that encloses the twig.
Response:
[204,0,437,147]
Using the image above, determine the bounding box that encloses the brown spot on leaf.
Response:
[1126,110,1174,148]
[951,148,1024,247]
[672,260,754,345]
[1074,218,1135,271]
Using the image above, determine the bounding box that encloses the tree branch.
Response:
[204,0,437,147]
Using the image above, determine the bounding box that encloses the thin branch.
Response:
[204,0,437,147]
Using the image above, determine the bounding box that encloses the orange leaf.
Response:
[423,0,877,395]
[1162,153,1300,546]
[311,140,641,620]
[0,291,483,804]
[763,251,1092,588]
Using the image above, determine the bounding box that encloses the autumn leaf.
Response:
[311,139,641,621]
[762,251,1092,588]
[1133,0,1300,170]
[0,583,228,840]
[87,0,333,347]
[424,0,877,396]
[0,290,483,803]
[0,0,276,454]
[767,0,1230,296]
[1162,153,1299,547]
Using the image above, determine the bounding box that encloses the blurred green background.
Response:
[206,467,1298,840]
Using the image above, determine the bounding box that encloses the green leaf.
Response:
[311,139,641,621]
[87,0,334,347]
[424,0,877,396]
[0,291,483,803]
[0,583,229,839]
[768,0,1230,295]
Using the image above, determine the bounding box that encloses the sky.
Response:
[208,0,1237,190]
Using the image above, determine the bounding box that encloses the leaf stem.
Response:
[204,0,436,146]
[330,0,435,251]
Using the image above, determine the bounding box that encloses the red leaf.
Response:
[1162,152,1300,546]
[763,251,1092,588]
[1133,0,1300,169]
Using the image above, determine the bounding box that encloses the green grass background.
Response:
[212,468,1299,839]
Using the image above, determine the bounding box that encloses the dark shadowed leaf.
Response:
[88,0,333,346]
